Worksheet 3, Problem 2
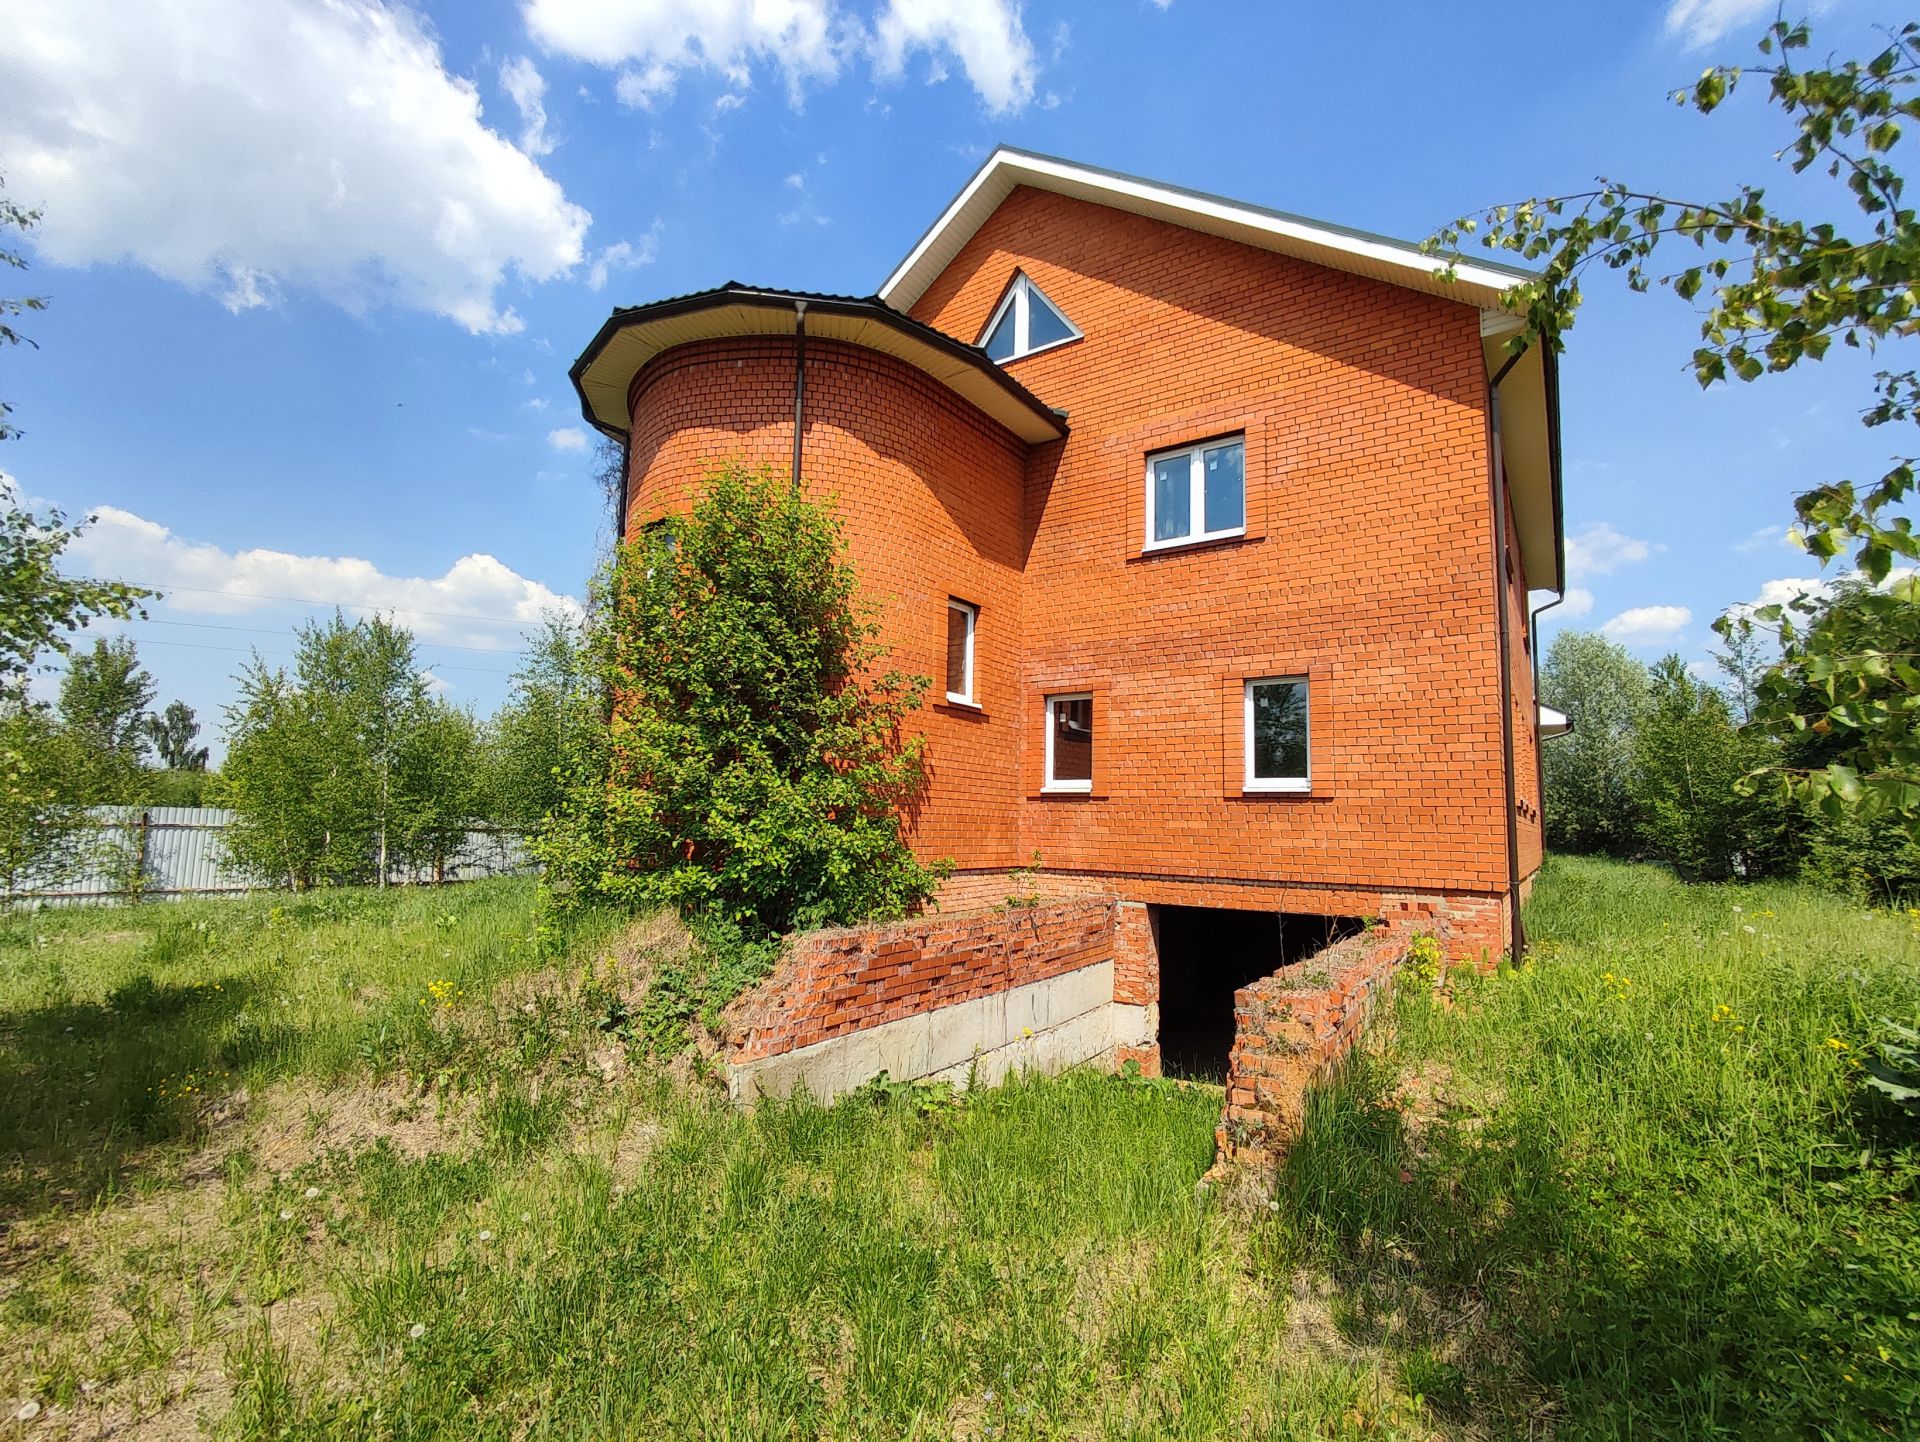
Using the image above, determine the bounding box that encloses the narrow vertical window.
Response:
[1045,692,1094,792]
[945,599,977,704]
[1244,677,1309,792]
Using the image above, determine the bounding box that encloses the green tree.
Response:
[1633,654,1796,880]
[540,464,943,940]
[1428,18,1920,818]
[486,612,591,836]
[220,615,435,889]
[220,662,340,889]
[2,171,49,445]
[144,700,209,772]
[1539,630,1651,855]
[1,182,151,682]
[0,696,88,900]
[57,636,155,802]
[391,699,486,881]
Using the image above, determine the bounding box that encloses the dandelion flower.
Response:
[279,1209,295,1221]
[17,1401,41,1421]
[408,1323,426,1339]
[477,1230,493,1242]
[520,1212,532,1224]
[1742,925,1756,935]
[303,1187,320,1200]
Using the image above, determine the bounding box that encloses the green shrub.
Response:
[540,463,947,960]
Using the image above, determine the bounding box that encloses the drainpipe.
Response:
[1487,347,1526,962]
[613,434,632,546]
[791,300,808,490]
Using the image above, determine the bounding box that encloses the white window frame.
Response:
[1243,676,1310,794]
[1144,435,1247,552]
[1043,691,1094,794]
[945,598,978,705]
[977,272,1082,364]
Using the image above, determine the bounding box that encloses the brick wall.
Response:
[722,900,1116,1064]
[1213,926,1408,1171]
[621,186,1539,959]
[624,336,1031,871]
[908,186,1519,903]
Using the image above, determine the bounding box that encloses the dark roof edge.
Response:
[567,283,1068,443]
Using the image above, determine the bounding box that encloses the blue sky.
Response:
[0,0,1897,750]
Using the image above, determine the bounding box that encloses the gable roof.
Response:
[878,146,1537,314]
[877,147,1565,593]
[570,283,1068,446]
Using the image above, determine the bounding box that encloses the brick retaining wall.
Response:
[1213,926,1409,1171]
[720,901,1131,1101]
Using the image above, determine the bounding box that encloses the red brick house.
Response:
[570,148,1562,1090]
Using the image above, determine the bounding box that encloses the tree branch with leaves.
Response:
[1429,17,1920,817]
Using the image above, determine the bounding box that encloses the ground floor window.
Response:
[1245,676,1309,792]
[1044,692,1093,792]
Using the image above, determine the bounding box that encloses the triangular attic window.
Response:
[977,272,1081,363]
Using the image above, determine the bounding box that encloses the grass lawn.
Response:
[1,858,1916,1438]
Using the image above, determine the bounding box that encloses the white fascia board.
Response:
[880,147,1532,311]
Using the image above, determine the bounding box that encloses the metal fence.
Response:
[5,807,535,909]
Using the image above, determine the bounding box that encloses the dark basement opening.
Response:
[1153,906,1366,1082]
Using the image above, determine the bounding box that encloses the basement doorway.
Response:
[1154,906,1365,1081]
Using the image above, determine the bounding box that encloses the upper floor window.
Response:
[1147,435,1245,550]
[979,272,1081,363]
[1245,677,1309,793]
[945,598,977,704]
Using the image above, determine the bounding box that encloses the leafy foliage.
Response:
[221,615,487,888]
[485,612,592,837]
[1861,1018,1920,1119]
[144,700,209,773]
[56,637,156,803]
[1632,655,1795,880]
[1539,630,1650,855]
[540,464,944,947]
[0,482,153,697]
[1429,18,1920,816]
[0,695,89,896]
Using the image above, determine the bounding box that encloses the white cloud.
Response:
[2,0,590,335]
[1600,605,1692,645]
[548,426,590,452]
[63,506,581,650]
[526,0,1044,114]
[871,0,1038,114]
[500,55,556,155]
[1663,0,1829,49]
[1733,523,1792,554]
[1564,521,1655,582]
[527,0,842,108]
[585,222,662,290]
[1560,587,1595,619]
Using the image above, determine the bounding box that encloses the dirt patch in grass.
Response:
[245,1079,480,1171]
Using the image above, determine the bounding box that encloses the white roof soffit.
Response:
[1538,704,1572,738]
[1485,333,1560,591]
[879,147,1536,313]
[574,294,1067,446]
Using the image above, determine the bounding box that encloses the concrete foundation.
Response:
[727,959,1144,1104]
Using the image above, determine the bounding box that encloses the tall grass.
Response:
[4,859,1916,1437]
[0,881,617,1214]
[1281,856,1920,1436]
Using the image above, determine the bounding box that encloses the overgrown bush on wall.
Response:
[539,463,945,957]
